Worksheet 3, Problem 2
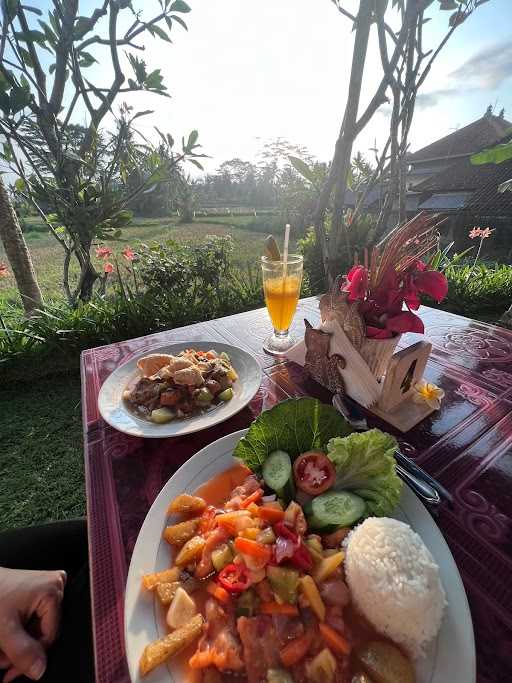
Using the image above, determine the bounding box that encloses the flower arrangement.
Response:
[342,212,448,339]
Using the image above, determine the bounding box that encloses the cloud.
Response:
[415,88,459,110]
[450,40,512,90]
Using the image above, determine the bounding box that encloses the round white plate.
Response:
[124,429,476,683]
[98,342,262,438]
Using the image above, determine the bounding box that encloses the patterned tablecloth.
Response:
[80,298,512,683]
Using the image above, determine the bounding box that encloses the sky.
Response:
[12,0,512,175]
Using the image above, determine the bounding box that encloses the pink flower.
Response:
[95,246,113,259]
[480,227,493,239]
[122,246,135,262]
[344,265,368,302]
[468,227,481,239]
[0,263,9,278]
[104,262,114,274]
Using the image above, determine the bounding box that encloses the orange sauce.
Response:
[170,465,251,683]
[194,464,251,507]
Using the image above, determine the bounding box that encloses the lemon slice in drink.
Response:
[264,235,281,261]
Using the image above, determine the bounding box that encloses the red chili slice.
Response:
[293,451,336,495]
[218,563,250,593]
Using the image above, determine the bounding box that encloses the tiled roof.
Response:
[414,156,499,193]
[466,162,512,216]
[418,192,473,211]
[408,114,512,163]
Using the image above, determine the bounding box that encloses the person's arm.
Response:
[0,567,66,683]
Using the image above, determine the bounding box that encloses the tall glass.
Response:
[261,254,303,355]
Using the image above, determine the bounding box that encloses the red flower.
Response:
[95,246,113,259]
[366,326,394,339]
[0,263,10,278]
[122,246,135,262]
[344,265,368,302]
[386,311,424,334]
[413,269,448,303]
[104,262,114,274]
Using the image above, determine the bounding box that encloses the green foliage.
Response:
[234,398,351,473]
[0,0,201,304]
[433,263,512,319]
[298,213,378,293]
[470,138,512,165]
[0,236,265,374]
[327,430,401,518]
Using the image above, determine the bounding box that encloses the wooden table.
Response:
[81,297,512,683]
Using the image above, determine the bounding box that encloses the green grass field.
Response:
[0,214,280,303]
[0,214,293,530]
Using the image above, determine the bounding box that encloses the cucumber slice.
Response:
[263,450,294,499]
[306,491,366,529]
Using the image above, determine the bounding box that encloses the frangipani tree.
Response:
[0,0,204,305]
[293,0,487,283]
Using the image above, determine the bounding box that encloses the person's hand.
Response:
[0,567,66,683]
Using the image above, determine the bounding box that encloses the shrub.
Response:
[430,263,512,320]
[0,235,266,381]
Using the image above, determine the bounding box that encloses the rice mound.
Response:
[344,517,446,659]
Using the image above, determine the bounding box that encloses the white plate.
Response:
[124,430,476,683]
[98,342,262,438]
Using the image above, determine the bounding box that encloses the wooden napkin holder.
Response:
[304,316,435,432]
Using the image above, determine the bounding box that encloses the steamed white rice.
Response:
[344,517,446,659]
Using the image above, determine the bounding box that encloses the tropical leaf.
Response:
[471,141,512,166]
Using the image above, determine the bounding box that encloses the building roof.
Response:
[418,192,473,211]
[414,155,500,193]
[408,112,512,163]
[465,161,512,217]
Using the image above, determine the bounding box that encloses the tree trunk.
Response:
[313,0,374,282]
[0,177,43,316]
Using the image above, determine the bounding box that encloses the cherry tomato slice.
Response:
[293,450,336,495]
[218,563,250,593]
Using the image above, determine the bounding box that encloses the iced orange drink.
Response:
[261,254,303,355]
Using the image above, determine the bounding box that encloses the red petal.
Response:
[366,326,394,339]
[386,311,424,334]
[414,270,448,302]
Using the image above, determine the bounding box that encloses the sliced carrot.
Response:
[240,489,264,509]
[318,622,351,655]
[260,601,299,617]
[189,650,212,669]
[257,506,285,523]
[279,631,313,667]
[206,581,230,604]
[234,537,272,562]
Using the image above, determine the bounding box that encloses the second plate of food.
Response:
[98,342,262,438]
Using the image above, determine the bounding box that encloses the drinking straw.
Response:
[283,223,290,265]
[280,223,291,331]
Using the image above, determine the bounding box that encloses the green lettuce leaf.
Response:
[234,398,352,473]
[326,429,402,517]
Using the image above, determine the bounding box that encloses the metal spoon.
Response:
[395,464,441,507]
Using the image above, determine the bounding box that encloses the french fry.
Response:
[175,536,205,567]
[167,494,206,515]
[163,518,200,546]
[142,567,180,591]
[155,581,180,606]
[139,613,204,676]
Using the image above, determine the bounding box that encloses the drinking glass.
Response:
[261,254,303,355]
